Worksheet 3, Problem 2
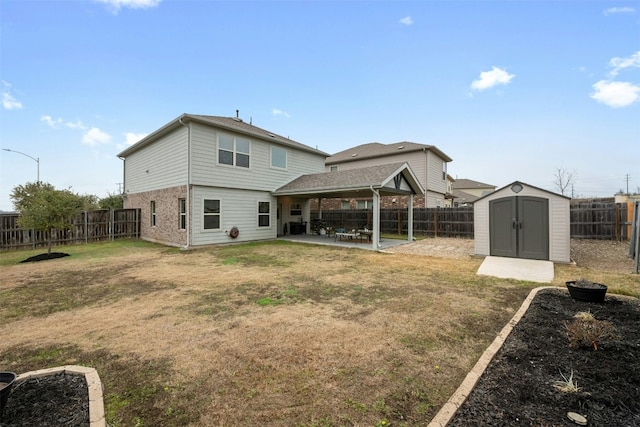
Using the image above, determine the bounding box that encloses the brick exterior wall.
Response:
[124,185,188,247]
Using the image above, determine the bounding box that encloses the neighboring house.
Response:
[117,113,328,247]
[117,114,424,249]
[323,141,453,208]
[451,179,496,199]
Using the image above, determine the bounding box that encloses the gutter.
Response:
[178,117,191,250]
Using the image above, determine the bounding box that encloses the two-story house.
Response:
[117,114,425,249]
[324,142,453,208]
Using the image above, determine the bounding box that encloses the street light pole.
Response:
[2,148,40,182]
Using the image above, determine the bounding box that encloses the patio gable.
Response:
[272,162,424,199]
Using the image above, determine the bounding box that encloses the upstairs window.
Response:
[271,146,287,169]
[218,134,250,168]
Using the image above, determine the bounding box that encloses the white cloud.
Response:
[124,132,148,146]
[470,66,515,91]
[82,127,112,146]
[603,7,635,16]
[41,115,63,127]
[2,81,23,110]
[66,120,87,130]
[590,80,640,108]
[96,0,161,13]
[272,108,290,118]
[399,16,413,26]
[608,50,640,77]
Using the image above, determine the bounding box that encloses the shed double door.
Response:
[490,196,549,260]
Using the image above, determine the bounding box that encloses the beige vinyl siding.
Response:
[191,186,277,246]
[190,122,325,192]
[324,150,451,207]
[124,127,188,194]
[425,151,447,195]
[425,191,446,208]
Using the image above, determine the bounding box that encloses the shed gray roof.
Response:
[273,162,424,198]
[326,141,452,165]
[117,113,329,158]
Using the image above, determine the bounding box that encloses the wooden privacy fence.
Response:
[0,208,140,251]
[312,207,474,238]
[570,201,631,240]
[313,201,635,240]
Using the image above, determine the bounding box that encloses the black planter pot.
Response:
[0,371,17,420]
[566,281,608,303]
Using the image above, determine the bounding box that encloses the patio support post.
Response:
[408,194,414,242]
[371,187,380,250]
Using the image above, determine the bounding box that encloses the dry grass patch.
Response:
[2,239,634,426]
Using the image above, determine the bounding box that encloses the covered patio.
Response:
[279,232,410,251]
[273,162,424,251]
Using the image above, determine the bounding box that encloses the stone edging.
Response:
[15,365,106,427]
[427,285,557,427]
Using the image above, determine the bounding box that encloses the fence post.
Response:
[434,209,438,238]
[110,209,114,241]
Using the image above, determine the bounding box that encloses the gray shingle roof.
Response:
[118,113,329,158]
[451,178,495,190]
[326,141,452,164]
[273,162,423,197]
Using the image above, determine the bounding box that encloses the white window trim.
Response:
[257,201,271,228]
[217,132,252,169]
[179,198,186,231]
[150,200,156,227]
[270,146,287,170]
[202,198,222,233]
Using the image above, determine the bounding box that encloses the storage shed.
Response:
[474,181,571,263]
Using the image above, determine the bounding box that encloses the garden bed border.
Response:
[14,365,105,427]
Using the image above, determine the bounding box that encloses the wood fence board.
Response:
[0,208,140,251]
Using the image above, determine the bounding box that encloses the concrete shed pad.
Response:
[477,256,554,283]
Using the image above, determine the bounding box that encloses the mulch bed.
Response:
[449,288,640,427]
[19,253,70,263]
[1,372,89,426]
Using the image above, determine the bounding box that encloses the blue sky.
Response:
[1,0,638,211]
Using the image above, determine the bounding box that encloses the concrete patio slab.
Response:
[477,256,554,283]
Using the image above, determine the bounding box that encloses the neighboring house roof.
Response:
[451,178,495,190]
[273,162,424,199]
[452,189,480,204]
[117,113,329,158]
[326,141,452,165]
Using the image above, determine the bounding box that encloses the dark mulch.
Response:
[19,253,70,263]
[449,288,640,427]
[0,372,89,427]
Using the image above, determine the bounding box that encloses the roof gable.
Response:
[475,180,570,202]
[273,162,424,198]
[117,113,329,158]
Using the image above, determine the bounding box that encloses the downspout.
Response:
[370,185,381,250]
[179,117,191,249]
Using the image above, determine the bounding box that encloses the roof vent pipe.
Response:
[236,109,239,118]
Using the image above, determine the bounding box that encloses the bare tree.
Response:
[553,167,577,197]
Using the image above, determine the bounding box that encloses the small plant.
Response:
[565,311,619,350]
[553,369,581,393]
